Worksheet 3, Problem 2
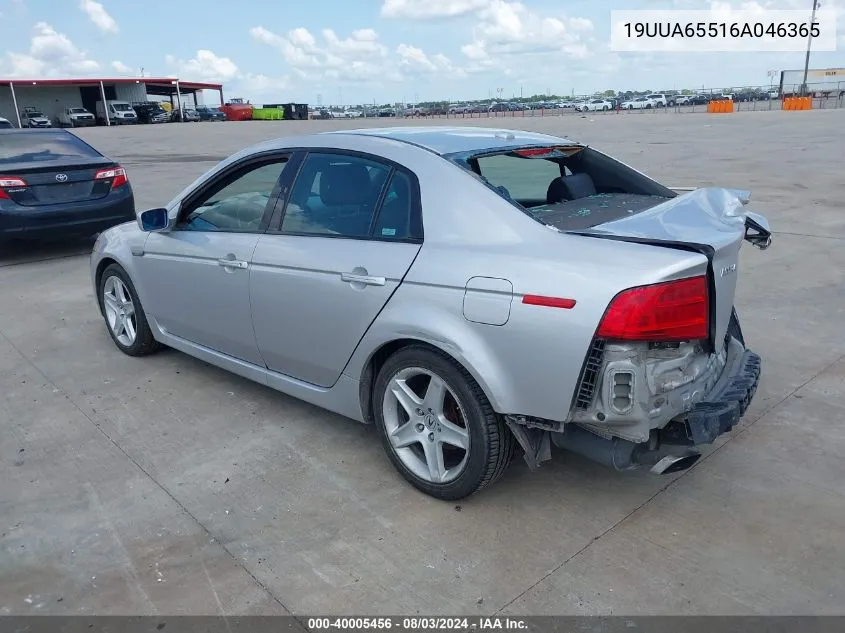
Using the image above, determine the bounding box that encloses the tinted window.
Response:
[281,153,390,237]
[0,121,12,129]
[176,160,288,232]
[476,155,562,202]
[0,132,102,165]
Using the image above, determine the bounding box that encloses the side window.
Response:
[372,170,413,239]
[475,155,562,202]
[281,153,390,237]
[175,160,288,232]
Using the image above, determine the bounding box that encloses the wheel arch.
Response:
[94,257,121,313]
[357,337,502,426]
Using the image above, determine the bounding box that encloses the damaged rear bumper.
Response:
[505,335,762,475]
[686,348,761,445]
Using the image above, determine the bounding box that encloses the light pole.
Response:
[800,0,820,96]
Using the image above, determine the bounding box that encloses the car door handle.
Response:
[217,258,249,270]
[341,272,385,286]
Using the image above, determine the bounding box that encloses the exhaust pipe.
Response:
[551,424,700,475]
[650,452,701,475]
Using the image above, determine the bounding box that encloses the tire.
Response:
[97,263,161,357]
[372,345,515,500]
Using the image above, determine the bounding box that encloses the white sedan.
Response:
[575,99,612,112]
[620,97,654,110]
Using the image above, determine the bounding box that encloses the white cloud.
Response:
[0,22,101,77]
[381,0,488,19]
[79,0,118,33]
[111,60,132,73]
[250,25,405,83]
[165,49,239,82]
[468,0,594,57]
[396,44,466,80]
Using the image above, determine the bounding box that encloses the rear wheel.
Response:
[373,346,515,500]
[97,263,160,357]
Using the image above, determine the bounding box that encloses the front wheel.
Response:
[373,346,515,500]
[98,263,161,357]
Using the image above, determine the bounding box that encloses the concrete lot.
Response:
[2,110,844,616]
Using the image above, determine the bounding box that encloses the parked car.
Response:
[195,106,227,121]
[645,93,669,107]
[688,94,711,106]
[170,107,201,122]
[96,100,138,125]
[132,102,169,124]
[90,126,770,500]
[675,95,694,106]
[0,128,135,246]
[575,99,612,112]
[620,97,654,110]
[20,107,52,128]
[58,106,96,127]
[0,117,12,129]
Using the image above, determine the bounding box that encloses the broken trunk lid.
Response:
[568,187,772,353]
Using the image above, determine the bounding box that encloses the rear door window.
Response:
[475,154,563,204]
[0,132,103,165]
[280,152,392,238]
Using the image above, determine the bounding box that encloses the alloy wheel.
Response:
[382,367,470,484]
[102,275,137,347]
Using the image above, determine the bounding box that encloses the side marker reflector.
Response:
[522,295,576,309]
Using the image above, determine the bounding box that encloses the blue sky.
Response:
[0,0,842,105]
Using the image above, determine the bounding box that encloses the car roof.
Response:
[322,126,576,156]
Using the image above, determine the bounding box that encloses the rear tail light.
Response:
[596,275,709,342]
[95,166,128,189]
[0,176,27,200]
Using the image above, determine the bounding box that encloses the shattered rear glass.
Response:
[531,193,672,231]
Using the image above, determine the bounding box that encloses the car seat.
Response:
[319,162,375,236]
[546,172,597,203]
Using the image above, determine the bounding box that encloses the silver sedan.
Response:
[91,127,772,500]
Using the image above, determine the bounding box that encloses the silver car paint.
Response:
[91,127,756,431]
[135,231,265,365]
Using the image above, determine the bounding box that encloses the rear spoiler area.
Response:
[668,186,772,251]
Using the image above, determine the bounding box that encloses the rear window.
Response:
[476,154,563,202]
[454,146,676,231]
[0,132,102,165]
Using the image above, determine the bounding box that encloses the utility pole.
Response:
[800,0,820,96]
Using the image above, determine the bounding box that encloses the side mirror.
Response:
[139,208,170,232]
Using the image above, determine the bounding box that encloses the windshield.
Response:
[112,103,133,111]
[27,111,46,117]
[0,131,102,165]
[69,108,88,114]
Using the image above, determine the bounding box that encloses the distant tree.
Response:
[603,89,616,97]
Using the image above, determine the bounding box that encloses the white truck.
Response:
[58,106,96,127]
[95,100,138,125]
[779,67,845,97]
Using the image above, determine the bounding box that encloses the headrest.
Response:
[546,172,597,203]
[320,163,372,206]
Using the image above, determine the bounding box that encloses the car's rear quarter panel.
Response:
[342,145,710,422]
